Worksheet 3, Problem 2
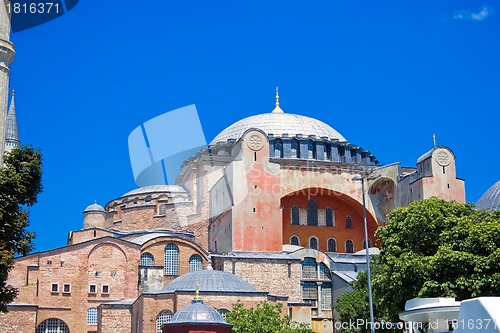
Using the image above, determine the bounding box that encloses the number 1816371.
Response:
[7,2,60,14]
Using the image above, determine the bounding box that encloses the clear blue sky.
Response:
[10,1,499,252]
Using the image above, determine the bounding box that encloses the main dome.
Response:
[210,112,347,145]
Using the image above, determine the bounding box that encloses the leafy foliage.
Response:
[225,301,312,333]
[335,198,500,325]
[0,146,43,312]
[374,197,500,317]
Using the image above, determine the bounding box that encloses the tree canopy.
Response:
[224,301,312,333]
[0,146,43,312]
[335,197,500,325]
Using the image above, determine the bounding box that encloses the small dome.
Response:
[476,180,500,211]
[211,112,346,145]
[122,185,187,197]
[162,269,258,293]
[167,298,229,325]
[83,202,105,213]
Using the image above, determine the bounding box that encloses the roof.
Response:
[162,269,258,293]
[476,180,500,211]
[211,112,347,144]
[5,90,19,145]
[83,202,105,213]
[122,185,187,197]
[166,298,231,326]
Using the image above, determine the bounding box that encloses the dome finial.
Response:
[194,281,201,300]
[433,134,436,147]
[272,86,284,114]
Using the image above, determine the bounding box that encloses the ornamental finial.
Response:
[195,281,201,300]
[272,86,284,114]
[11,89,14,97]
[433,134,436,148]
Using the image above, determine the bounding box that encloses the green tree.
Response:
[335,198,500,325]
[374,197,500,318]
[0,146,43,312]
[334,264,393,333]
[225,301,312,333]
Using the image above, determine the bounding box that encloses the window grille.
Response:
[156,310,173,333]
[302,258,317,279]
[164,244,179,275]
[189,254,202,272]
[87,308,98,325]
[140,253,154,266]
[36,318,70,333]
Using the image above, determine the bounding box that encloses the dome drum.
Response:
[269,137,377,166]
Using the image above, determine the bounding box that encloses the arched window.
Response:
[164,244,179,275]
[345,215,353,229]
[363,239,372,249]
[302,257,317,279]
[326,208,334,226]
[157,204,167,216]
[307,140,316,159]
[327,238,337,252]
[307,200,318,226]
[346,239,354,253]
[324,142,332,161]
[156,310,173,333]
[291,206,299,225]
[36,318,70,333]
[319,263,331,280]
[309,237,318,250]
[87,308,98,325]
[274,139,283,158]
[290,236,300,246]
[140,252,154,266]
[291,139,300,158]
[189,254,202,272]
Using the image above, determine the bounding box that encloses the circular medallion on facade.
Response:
[247,134,264,151]
[436,150,450,166]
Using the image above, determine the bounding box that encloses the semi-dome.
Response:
[83,202,105,213]
[162,269,258,293]
[167,298,229,325]
[211,112,347,145]
[122,185,187,197]
[476,180,500,211]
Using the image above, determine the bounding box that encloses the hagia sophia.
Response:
[1,6,500,333]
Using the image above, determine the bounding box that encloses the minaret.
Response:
[0,0,15,165]
[5,89,19,153]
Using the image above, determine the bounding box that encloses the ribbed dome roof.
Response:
[83,202,105,213]
[211,112,346,145]
[162,269,258,293]
[476,180,500,211]
[122,185,187,197]
[167,299,230,325]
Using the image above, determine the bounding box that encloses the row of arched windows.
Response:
[273,139,326,160]
[139,246,202,276]
[290,236,369,253]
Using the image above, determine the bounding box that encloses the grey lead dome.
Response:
[83,203,105,213]
[162,269,258,293]
[168,299,228,325]
[476,180,500,211]
[211,112,347,144]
